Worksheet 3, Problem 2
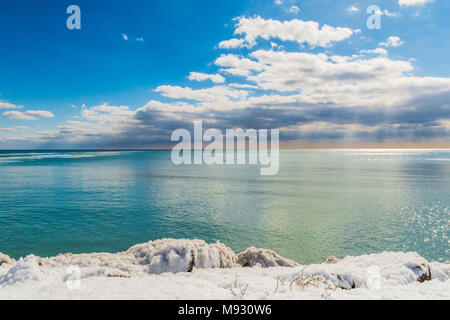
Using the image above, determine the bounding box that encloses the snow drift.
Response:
[0,239,449,299]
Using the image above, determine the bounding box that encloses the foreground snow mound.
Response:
[39,239,237,276]
[0,248,449,300]
[237,247,299,268]
[127,239,237,274]
[0,240,449,299]
[0,256,43,286]
[301,252,433,290]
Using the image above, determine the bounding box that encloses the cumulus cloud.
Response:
[0,101,22,109]
[380,36,404,47]
[399,0,433,7]
[225,16,354,49]
[360,48,388,56]
[2,15,450,148]
[218,38,245,49]
[188,72,225,84]
[25,110,55,118]
[2,109,54,120]
[215,54,264,77]
[155,85,248,103]
[3,111,36,120]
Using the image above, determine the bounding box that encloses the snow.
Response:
[0,239,449,300]
[237,247,299,268]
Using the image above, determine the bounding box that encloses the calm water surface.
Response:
[0,150,448,263]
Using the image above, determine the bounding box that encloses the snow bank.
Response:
[0,239,449,300]
[237,247,298,268]
[128,239,237,274]
[0,256,43,286]
[39,239,237,277]
[295,252,434,290]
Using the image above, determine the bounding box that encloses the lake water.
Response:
[0,149,448,263]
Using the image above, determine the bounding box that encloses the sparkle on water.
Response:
[0,149,448,263]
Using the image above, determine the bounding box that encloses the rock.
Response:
[57,253,73,257]
[321,255,340,264]
[0,253,15,266]
[236,247,299,268]
[414,263,432,282]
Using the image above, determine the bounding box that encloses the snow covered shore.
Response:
[0,239,449,300]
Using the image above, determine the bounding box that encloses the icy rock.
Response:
[236,247,299,268]
[128,239,237,274]
[336,252,432,288]
[0,253,15,265]
[321,255,340,264]
[41,239,238,276]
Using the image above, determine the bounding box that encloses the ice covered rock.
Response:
[321,255,340,264]
[40,239,237,276]
[236,247,299,268]
[127,239,237,274]
[0,253,14,266]
[304,252,433,290]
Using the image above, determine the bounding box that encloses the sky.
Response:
[0,0,449,149]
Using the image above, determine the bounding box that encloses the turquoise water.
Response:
[0,149,448,264]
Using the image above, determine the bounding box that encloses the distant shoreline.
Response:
[1,147,450,151]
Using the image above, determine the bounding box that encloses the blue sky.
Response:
[1,0,449,148]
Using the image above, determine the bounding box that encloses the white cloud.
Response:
[25,110,55,118]
[0,101,22,109]
[274,0,282,5]
[155,85,248,103]
[3,111,36,120]
[188,72,225,84]
[383,10,399,17]
[360,48,388,56]
[122,33,128,41]
[1,126,29,132]
[4,15,450,148]
[215,54,264,77]
[81,104,135,123]
[287,6,300,14]
[2,110,54,120]
[399,0,433,7]
[347,5,359,14]
[380,36,404,47]
[218,38,245,49]
[232,16,354,48]
[1,127,17,132]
